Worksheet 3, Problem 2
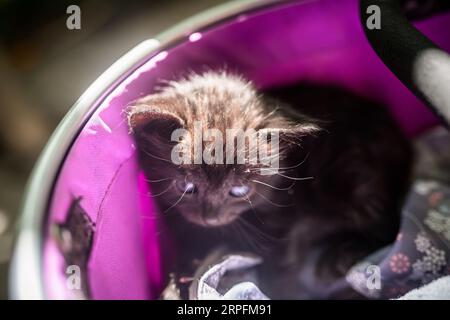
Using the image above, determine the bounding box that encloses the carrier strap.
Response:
[360,0,450,127]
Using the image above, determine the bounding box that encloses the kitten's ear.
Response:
[127,102,185,142]
[265,99,323,142]
[267,113,322,141]
[278,122,322,140]
[268,121,322,157]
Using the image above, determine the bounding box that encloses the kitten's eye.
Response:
[176,180,196,194]
[229,185,250,197]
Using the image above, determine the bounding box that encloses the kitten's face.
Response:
[128,72,318,228]
[147,164,284,227]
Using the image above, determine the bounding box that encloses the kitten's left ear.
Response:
[127,98,185,142]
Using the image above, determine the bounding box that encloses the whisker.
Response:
[246,153,310,174]
[238,217,278,242]
[276,172,314,181]
[145,177,174,183]
[241,183,264,225]
[237,217,284,251]
[275,153,310,171]
[251,179,295,191]
[243,194,254,211]
[235,219,265,251]
[253,190,294,208]
[240,218,289,242]
[147,184,173,198]
[164,188,188,213]
[142,149,173,163]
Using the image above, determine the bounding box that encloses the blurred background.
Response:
[0,0,227,299]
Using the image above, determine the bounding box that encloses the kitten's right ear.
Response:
[127,102,185,141]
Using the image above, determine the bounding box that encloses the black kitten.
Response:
[127,72,412,299]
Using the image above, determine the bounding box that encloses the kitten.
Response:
[127,72,412,299]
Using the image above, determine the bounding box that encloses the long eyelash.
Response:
[251,179,295,191]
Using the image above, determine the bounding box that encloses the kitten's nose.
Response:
[201,206,223,226]
[204,216,222,226]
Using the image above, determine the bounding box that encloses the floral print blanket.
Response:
[346,180,450,298]
[163,127,450,300]
[346,127,450,299]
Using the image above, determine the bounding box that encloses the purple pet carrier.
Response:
[10,0,450,299]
